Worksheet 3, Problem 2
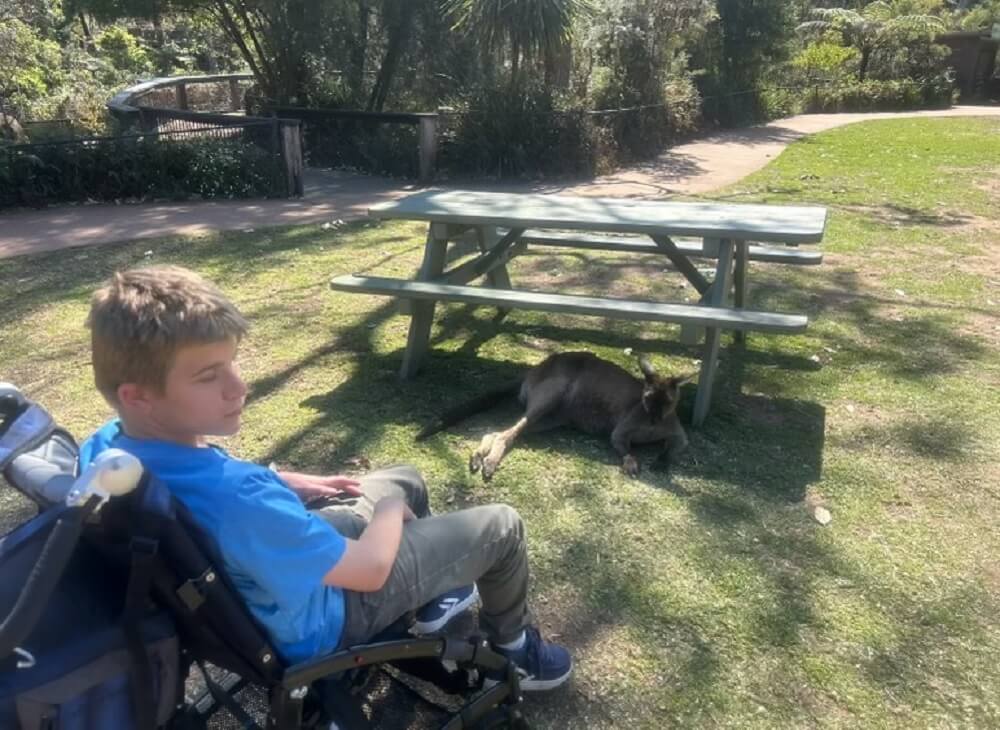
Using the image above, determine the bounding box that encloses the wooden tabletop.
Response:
[369,190,828,244]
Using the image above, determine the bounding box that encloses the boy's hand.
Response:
[276,469,363,501]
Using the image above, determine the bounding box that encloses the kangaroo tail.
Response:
[416,381,520,441]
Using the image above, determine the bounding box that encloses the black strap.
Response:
[196,660,263,730]
[123,536,159,730]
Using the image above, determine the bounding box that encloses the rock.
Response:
[813,506,832,526]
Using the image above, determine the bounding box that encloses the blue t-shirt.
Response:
[80,420,347,663]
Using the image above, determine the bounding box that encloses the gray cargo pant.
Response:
[312,465,531,649]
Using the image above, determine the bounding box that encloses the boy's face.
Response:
[120,338,247,443]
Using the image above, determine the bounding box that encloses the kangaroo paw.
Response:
[470,433,498,475]
[622,454,640,478]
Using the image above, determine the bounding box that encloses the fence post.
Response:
[229,78,242,112]
[137,107,158,134]
[280,120,304,197]
[175,83,189,110]
[417,114,438,183]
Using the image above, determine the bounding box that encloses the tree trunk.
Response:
[859,47,871,82]
[78,13,94,50]
[510,41,521,90]
[349,1,370,102]
[367,4,415,112]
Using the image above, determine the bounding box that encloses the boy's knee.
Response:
[485,503,524,540]
[386,464,429,514]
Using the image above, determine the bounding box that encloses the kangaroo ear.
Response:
[637,355,657,381]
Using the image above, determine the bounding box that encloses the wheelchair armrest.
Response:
[282,636,449,687]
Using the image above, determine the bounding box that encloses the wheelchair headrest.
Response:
[0,384,78,507]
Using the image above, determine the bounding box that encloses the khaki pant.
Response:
[314,465,531,649]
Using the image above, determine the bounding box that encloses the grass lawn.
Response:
[2,116,999,727]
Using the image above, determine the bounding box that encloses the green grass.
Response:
[2,117,999,727]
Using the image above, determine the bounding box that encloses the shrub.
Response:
[439,85,595,179]
[0,134,282,209]
[301,119,420,178]
[803,74,956,113]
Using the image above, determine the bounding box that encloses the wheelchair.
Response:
[0,383,530,729]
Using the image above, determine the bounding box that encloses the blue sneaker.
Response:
[412,584,479,634]
[486,626,573,692]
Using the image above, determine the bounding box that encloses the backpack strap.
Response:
[121,488,163,730]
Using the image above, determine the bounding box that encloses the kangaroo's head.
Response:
[637,356,693,421]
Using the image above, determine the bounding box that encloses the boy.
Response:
[80,265,571,691]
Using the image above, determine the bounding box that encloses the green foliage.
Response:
[439,84,595,178]
[803,74,957,112]
[0,18,64,112]
[444,0,592,82]
[757,85,805,119]
[792,41,861,80]
[0,134,281,208]
[956,0,1000,29]
[301,118,420,178]
[95,25,152,74]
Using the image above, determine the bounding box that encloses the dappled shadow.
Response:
[837,203,985,228]
[0,219,428,341]
[748,269,992,382]
[832,414,980,463]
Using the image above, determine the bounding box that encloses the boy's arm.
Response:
[322,497,415,592]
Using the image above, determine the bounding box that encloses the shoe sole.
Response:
[411,586,480,634]
[483,662,573,692]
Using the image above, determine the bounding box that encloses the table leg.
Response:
[692,239,734,427]
[733,240,749,344]
[478,225,514,318]
[679,236,720,345]
[478,226,515,287]
[400,223,448,379]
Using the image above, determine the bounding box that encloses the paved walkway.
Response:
[2,106,998,259]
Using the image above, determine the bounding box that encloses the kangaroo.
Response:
[417,352,692,481]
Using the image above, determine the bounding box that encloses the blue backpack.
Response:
[0,384,180,730]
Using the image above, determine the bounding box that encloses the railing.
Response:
[107,75,303,197]
[108,73,255,119]
[270,107,438,182]
[135,107,304,197]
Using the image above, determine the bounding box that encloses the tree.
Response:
[445,0,592,87]
[798,1,946,81]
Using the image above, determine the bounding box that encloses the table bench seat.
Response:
[330,274,808,334]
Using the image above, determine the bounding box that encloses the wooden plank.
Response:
[518,230,823,265]
[477,226,515,317]
[330,275,808,334]
[370,190,828,244]
[733,241,750,345]
[418,116,438,183]
[693,241,735,427]
[651,235,710,294]
[437,230,526,286]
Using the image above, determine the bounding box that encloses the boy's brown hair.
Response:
[87,265,248,405]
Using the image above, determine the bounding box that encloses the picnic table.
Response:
[331,190,827,425]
